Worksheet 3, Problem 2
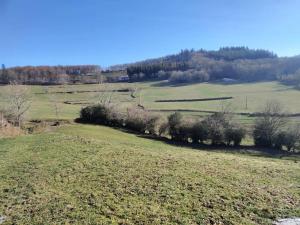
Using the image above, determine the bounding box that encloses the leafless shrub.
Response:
[253,100,287,147]
[5,83,31,127]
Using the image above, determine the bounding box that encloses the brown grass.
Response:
[0,113,23,138]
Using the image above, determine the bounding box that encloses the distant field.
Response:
[141,81,300,114]
[0,81,300,123]
[0,124,299,224]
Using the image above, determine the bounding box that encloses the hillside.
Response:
[0,73,300,225]
[2,47,300,87]
[0,124,299,225]
[1,81,300,122]
[125,47,300,86]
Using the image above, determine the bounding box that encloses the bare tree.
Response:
[253,100,287,147]
[6,83,31,127]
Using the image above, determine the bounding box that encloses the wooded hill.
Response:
[125,47,300,87]
[1,47,300,86]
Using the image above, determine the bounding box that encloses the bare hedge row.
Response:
[78,102,300,152]
[78,104,247,147]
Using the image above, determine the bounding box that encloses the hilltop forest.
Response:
[126,47,300,87]
[1,47,300,87]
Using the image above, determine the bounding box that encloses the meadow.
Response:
[0,124,299,224]
[0,81,300,224]
[1,81,300,121]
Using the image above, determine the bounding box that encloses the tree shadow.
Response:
[151,79,291,87]
[137,134,300,160]
[151,80,201,87]
[106,125,300,161]
[74,120,300,160]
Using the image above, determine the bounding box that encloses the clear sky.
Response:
[1,0,300,67]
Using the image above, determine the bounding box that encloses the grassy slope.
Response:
[0,124,299,224]
[142,82,300,113]
[1,81,300,121]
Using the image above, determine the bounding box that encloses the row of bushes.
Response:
[78,104,247,147]
[166,112,246,146]
[79,104,161,133]
[78,102,300,152]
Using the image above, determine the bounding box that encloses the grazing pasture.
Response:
[0,81,300,122]
[0,124,299,224]
[0,81,299,224]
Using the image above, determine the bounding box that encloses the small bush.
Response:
[79,105,106,124]
[126,107,161,134]
[284,131,300,152]
[205,113,228,145]
[274,131,286,150]
[253,101,286,147]
[167,113,193,142]
[275,126,300,152]
[253,119,281,147]
[191,120,209,144]
[79,104,124,127]
[168,112,183,141]
[146,115,161,135]
[177,121,193,143]
[158,122,169,137]
[224,125,246,146]
[126,107,148,133]
[106,106,125,127]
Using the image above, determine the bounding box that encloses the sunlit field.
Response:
[0,81,300,224]
[1,81,300,121]
[0,124,299,224]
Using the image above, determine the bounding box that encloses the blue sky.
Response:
[1,0,300,67]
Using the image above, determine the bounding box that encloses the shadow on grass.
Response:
[151,79,294,88]
[76,121,300,161]
[134,133,300,161]
[151,80,254,87]
[151,80,200,87]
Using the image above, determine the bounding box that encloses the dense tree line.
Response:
[126,47,300,84]
[2,47,300,85]
[203,47,277,61]
[0,65,101,84]
[127,62,189,81]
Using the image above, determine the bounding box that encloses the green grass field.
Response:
[0,81,300,224]
[0,124,299,224]
[1,81,300,121]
